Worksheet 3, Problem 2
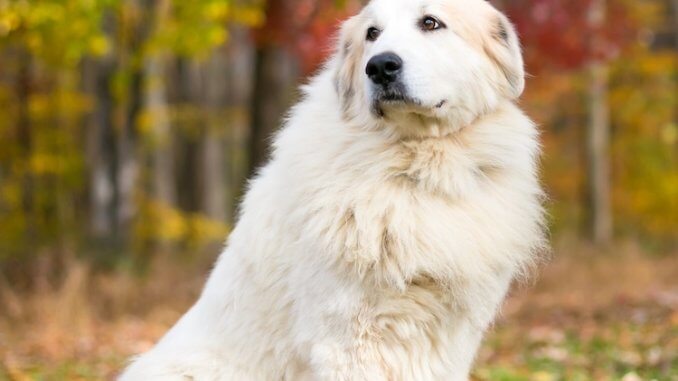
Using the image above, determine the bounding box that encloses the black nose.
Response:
[365,52,403,85]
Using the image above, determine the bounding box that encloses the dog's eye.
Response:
[366,27,381,42]
[420,16,445,31]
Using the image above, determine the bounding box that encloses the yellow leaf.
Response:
[208,28,227,46]
[204,2,229,21]
[88,35,109,56]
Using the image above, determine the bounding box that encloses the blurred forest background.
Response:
[0,0,676,380]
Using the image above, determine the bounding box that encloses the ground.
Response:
[0,243,676,381]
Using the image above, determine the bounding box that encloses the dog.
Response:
[120,0,546,379]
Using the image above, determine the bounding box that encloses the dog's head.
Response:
[334,0,524,132]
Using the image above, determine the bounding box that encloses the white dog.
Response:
[120,0,546,379]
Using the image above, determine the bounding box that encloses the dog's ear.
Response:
[484,14,525,99]
[334,16,364,118]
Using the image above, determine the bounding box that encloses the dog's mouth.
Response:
[371,84,422,117]
[371,84,446,118]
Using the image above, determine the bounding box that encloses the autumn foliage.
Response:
[503,0,636,70]
[253,0,363,74]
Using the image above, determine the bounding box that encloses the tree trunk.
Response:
[116,0,153,238]
[203,46,229,222]
[225,27,255,220]
[16,49,35,241]
[202,27,255,222]
[586,0,613,245]
[202,129,226,222]
[84,60,118,240]
[147,56,176,207]
[248,45,298,177]
[146,0,176,208]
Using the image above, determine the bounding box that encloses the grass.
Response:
[472,243,677,381]
[0,242,676,381]
[473,306,676,380]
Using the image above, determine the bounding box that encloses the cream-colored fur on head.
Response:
[119,0,547,380]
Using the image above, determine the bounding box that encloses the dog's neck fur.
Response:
[365,105,536,203]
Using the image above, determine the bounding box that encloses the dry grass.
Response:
[0,242,676,380]
[0,257,204,381]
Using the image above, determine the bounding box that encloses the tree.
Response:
[586,0,613,245]
[502,0,634,245]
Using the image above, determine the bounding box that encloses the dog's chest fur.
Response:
[275,100,543,306]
